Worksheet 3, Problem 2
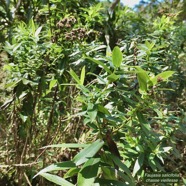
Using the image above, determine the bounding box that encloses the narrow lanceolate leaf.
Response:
[73,139,104,166]
[132,153,144,176]
[110,154,135,185]
[35,26,42,37]
[30,19,36,34]
[85,57,112,74]
[13,43,22,52]
[136,111,150,135]
[77,158,100,186]
[34,161,76,178]
[162,146,172,153]
[95,179,129,186]
[112,46,123,68]
[41,143,89,149]
[69,68,81,84]
[39,173,75,186]
[80,66,86,85]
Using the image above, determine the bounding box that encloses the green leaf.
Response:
[19,114,28,122]
[97,104,110,115]
[117,169,135,185]
[148,153,156,171]
[151,71,175,86]
[101,166,116,180]
[80,66,86,85]
[73,139,104,166]
[41,143,89,149]
[39,173,74,186]
[4,79,21,89]
[87,103,97,123]
[107,73,119,82]
[110,154,135,185]
[112,46,123,68]
[49,79,57,90]
[30,19,36,35]
[132,153,144,176]
[35,26,42,37]
[145,40,155,50]
[77,85,90,94]
[64,167,80,178]
[182,177,186,185]
[135,67,150,94]
[13,43,22,52]
[162,146,172,153]
[34,161,76,178]
[0,97,14,110]
[157,154,164,164]
[22,78,31,85]
[106,45,112,57]
[85,57,112,74]
[69,68,81,84]
[77,158,100,186]
[95,179,128,186]
[136,111,151,134]
[88,72,107,84]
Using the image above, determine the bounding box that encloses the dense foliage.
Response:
[0,0,185,185]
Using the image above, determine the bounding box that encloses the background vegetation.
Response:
[0,0,185,185]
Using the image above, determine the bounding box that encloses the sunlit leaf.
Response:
[162,147,172,152]
[69,68,81,84]
[64,168,80,178]
[34,161,76,178]
[73,139,104,166]
[106,45,112,57]
[151,71,175,85]
[30,19,36,35]
[19,114,28,122]
[13,43,22,52]
[112,46,123,68]
[49,79,57,90]
[35,26,42,37]
[157,154,164,164]
[80,66,85,85]
[132,153,144,176]
[39,173,74,186]
[135,67,150,94]
[41,143,89,149]
[77,158,100,186]
[4,79,21,89]
[0,98,14,110]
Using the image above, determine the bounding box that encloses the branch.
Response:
[0,161,40,168]
[110,0,120,12]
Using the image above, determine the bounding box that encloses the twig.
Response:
[20,135,28,164]
[24,172,32,186]
[0,161,41,168]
